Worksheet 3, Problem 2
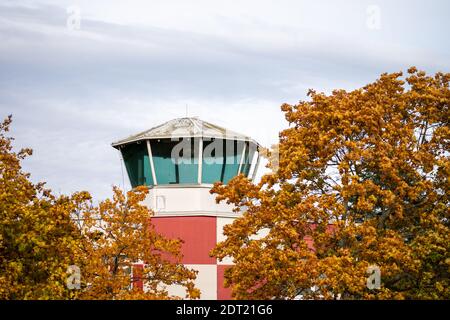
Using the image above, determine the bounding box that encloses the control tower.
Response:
[112,117,260,299]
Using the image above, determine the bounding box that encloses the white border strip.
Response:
[146,140,158,185]
[198,138,203,184]
[237,142,247,174]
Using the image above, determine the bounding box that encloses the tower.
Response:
[112,117,261,299]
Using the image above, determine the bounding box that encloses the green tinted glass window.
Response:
[202,139,245,184]
[151,138,198,184]
[202,138,224,184]
[223,140,245,183]
[121,142,153,188]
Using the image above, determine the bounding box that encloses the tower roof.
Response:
[112,117,259,148]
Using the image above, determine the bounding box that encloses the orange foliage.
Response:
[211,68,450,299]
[0,116,199,299]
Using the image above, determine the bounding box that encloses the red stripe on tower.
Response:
[152,216,216,265]
[217,265,233,300]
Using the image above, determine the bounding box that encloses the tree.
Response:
[211,68,450,299]
[0,116,199,300]
[0,115,85,299]
[75,186,200,300]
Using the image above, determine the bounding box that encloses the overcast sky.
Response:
[1,0,449,200]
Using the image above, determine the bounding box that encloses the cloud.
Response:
[0,0,448,200]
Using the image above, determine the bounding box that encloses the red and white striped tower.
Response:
[112,117,261,299]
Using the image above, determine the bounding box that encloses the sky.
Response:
[0,0,449,200]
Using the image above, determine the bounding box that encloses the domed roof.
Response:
[112,117,259,148]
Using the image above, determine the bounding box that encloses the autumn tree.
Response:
[74,186,200,300]
[211,68,450,299]
[0,115,86,299]
[0,116,199,300]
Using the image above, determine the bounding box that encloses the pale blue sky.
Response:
[0,0,449,199]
